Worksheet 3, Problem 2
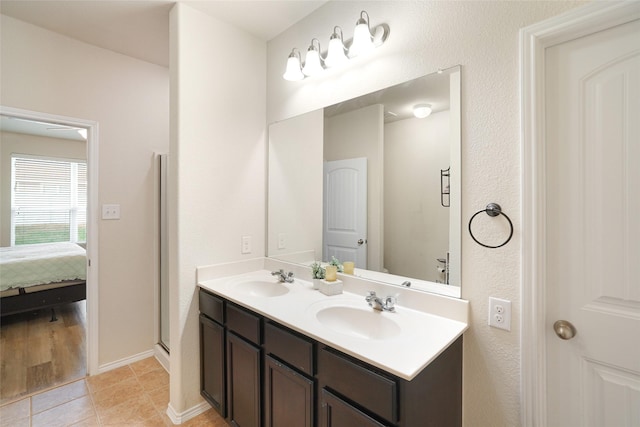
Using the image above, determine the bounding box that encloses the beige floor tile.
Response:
[136,368,169,393]
[96,394,158,425]
[182,409,228,427]
[86,366,135,394]
[68,414,101,426]
[91,376,145,412]
[101,412,168,426]
[31,379,88,414]
[146,384,169,411]
[31,395,96,427]
[0,397,30,427]
[130,357,164,377]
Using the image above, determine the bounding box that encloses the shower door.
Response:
[159,154,169,351]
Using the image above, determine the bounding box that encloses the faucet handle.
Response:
[383,295,397,311]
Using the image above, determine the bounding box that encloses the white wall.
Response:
[384,112,450,282]
[0,15,169,366]
[169,3,266,414]
[267,1,585,425]
[0,131,87,246]
[325,104,384,271]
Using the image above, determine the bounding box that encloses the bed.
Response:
[0,242,87,319]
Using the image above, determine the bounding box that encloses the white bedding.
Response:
[0,242,86,291]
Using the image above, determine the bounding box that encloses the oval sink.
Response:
[233,280,290,297]
[315,306,401,340]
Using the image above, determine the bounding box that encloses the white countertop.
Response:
[198,266,468,381]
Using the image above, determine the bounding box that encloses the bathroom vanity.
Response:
[198,267,467,427]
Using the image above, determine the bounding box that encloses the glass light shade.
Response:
[303,48,324,77]
[349,21,374,57]
[325,37,348,68]
[413,104,433,118]
[283,54,304,81]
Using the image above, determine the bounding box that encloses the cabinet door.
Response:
[319,389,390,427]
[265,355,314,427]
[227,332,261,427]
[200,314,226,417]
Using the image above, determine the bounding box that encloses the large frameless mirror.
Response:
[268,66,461,297]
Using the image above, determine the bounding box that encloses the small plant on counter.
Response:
[329,256,344,273]
[311,261,325,279]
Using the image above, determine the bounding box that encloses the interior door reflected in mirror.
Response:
[268,66,461,298]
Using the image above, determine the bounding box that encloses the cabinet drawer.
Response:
[320,389,391,427]
[226,303,261,344]
[318,347,398,423]
[264,322,314,376]
[199,289,224,324]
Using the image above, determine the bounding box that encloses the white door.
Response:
[323,158,367,268]
[544,18,640,426]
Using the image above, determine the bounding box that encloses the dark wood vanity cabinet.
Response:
[264,321,315,427]
[265,355,314,427]
[199,291,226,416]
[318,338,462,427]
[199,288,462,427]
[319,389,390,427]
[227,331,261,427]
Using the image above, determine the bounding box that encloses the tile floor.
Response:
[0,357,228,426]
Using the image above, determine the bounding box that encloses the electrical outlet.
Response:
[102,204,120,220]
[277,233,286,249]
[489,297,511,331]
[241,235,252,254]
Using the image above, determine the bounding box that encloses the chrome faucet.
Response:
[365,291,396,312]
[271,269,294,283]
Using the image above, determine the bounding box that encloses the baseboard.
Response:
[96,349,155,374]
[166,400,211,425]
[154,344,170,373]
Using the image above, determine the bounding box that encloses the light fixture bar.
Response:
[283,10,388,81]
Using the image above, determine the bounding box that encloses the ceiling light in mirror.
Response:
[413,104,432,118]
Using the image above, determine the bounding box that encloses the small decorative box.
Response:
[318,279,343,296]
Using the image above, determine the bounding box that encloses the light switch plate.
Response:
[102,204,120,220]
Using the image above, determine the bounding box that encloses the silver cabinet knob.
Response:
[357,239,365,246]
[553,320,577,340]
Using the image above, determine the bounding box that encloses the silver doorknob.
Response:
[553,320,577,340]
[357,239,365,246]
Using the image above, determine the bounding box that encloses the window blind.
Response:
[11,156,87,245]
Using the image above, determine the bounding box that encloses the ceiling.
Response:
[0,0,328,67]
[0,115,88,141]
[325,68,453,123]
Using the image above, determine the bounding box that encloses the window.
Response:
[11,155,87,246]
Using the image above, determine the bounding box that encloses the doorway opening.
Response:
[0,106,99,404]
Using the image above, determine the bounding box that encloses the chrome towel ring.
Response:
[468,203,513,249]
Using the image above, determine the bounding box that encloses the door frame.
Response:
[520,2,640,426]
[1,105,100,376]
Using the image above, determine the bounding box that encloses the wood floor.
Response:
[0,301,87,405]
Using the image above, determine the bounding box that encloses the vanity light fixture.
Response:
[413,103,433,118]
[302,38,324,77]
[282,10,389,81]
[349,11,375,57]
[282,48,304,81]
[325,26,348,68]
